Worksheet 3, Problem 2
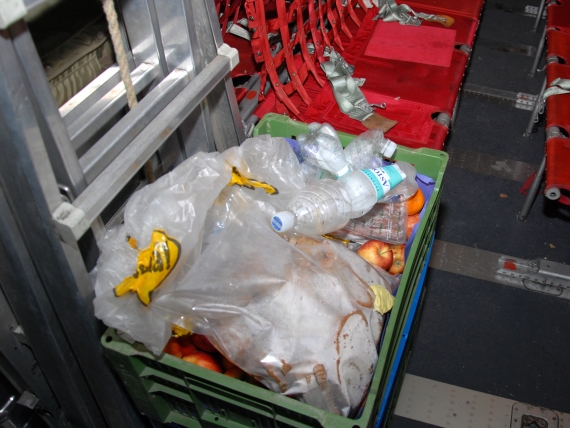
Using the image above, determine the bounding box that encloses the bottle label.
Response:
[361,165,406,201]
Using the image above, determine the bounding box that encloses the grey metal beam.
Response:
[68,62,158,155]
[0,188,103,427]
[59,66,121,128]
[73,53,234,229]
[0,285,59,417]
[188,0,245,151]
[0,25,144,428]
[118,0,161,69]
[80,68,190,183]
[9,21,87,199]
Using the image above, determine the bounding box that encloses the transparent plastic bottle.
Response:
[338,164,406,218]
[343,129,398,170]
[272,164,406,235]
[297,123,352,177]
[377,161,418,203]
[271,179,352,235]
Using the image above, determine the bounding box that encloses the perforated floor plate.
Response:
[395,374,570,428]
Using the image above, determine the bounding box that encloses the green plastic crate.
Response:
[102,113,448,428]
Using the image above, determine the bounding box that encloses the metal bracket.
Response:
[0,0,27,29]
[524,5,547,18]
[511,402,559,428]
[217,43,240,70]
[434,112,451,128]
[515,92,537,111]
[497,256,570,296]
[52,202,90,244]
[227,21,251,41]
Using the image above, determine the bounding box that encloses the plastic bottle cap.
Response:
[271,211,295,232]
[382,139,397,158]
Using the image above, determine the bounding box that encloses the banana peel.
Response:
[228,166,279,195]
[114,229,181,305]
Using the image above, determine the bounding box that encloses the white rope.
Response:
[101,0,157,182]
[101,0,138,110]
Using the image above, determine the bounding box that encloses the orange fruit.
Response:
[406,189,425,216]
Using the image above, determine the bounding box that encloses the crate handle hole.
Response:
[105,336,113,343]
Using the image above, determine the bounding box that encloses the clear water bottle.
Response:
[338,164,406,218]
[285,137,335,183]
[377,161,418,203]
[297,123,352,177]
[271,179,352,235]
[272,164,406,235]
[343,129,398,170]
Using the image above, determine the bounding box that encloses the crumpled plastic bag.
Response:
[93,133,399,416]
[93,152,231,354]
[154,187,397,417]
[93,136,305,354]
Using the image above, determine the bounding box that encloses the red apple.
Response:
[180,342,198,357]
[357,240,393,270]
[191,334,218,353]
[183,352,223,373]
[389,244,405,275]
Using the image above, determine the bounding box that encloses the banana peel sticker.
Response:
[114,229,181,306]
[228,166,279,195]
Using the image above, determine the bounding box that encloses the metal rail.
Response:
[0,0,245,426]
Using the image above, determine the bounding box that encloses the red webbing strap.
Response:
[335,0,353,39]
[546,137,570,206]
[307,0,326,62]
[355,0,369,17]
[294,0,326,86]
[406,1,478,46]
[547,29,570,64]
[345,0,363,28]
[218,0,229,37]
[215,0,223,16]
[545,63,570,134]
[276,0,312,106]
[246,0,300,114]
[399,0,484,19]
[317,0,335,51]
[325,0,345,50]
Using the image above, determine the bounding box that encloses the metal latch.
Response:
[524,5,547,18]
[515,92,537,111]
[511,402,559,428]
[497,256,570,295]
[0,0,27,29]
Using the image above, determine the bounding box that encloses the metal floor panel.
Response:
[445,147,537,183]
[395,374,570,428]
